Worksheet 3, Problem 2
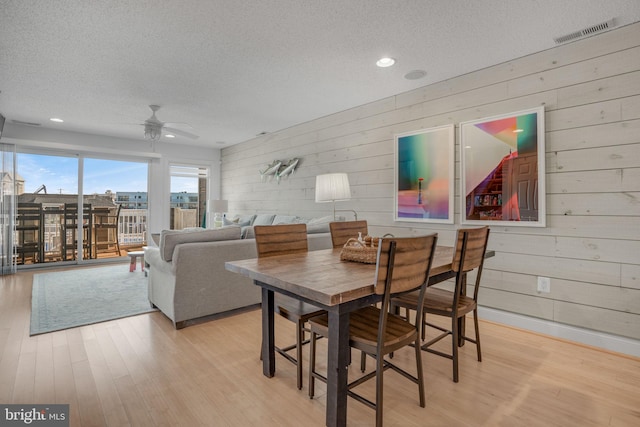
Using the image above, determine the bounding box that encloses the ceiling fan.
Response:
[141,105,199,142]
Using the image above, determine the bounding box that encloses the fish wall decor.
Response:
[276,158,300,183]
[259,158,301,183]
[259,160,282,181]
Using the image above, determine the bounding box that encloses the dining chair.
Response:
[329,220,368,248]
[253,223,326,390]
[15,202,45,265]
[94,204,122,257]
[329,220,372,371]
[391,226,490,383]
[62,203,93,260]
[308,234,438,427]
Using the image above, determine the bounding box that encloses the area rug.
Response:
[31,264,157,335]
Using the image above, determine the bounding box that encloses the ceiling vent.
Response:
[553,19,616,44]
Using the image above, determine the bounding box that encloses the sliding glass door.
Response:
[16,152,79,264]
[84,158,148,258]
[15,151,148,267]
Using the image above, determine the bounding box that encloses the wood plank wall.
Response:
[221,23,640,341]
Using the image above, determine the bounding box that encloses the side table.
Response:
[127,250,145,273]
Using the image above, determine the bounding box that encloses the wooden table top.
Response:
[225,246,455,306]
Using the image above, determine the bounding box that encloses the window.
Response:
[169,164,209,230]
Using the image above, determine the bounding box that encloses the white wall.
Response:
[2,123,220,237]
[221,23,640,350]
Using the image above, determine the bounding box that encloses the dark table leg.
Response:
[260,285,275,377]
[325,309,350,427]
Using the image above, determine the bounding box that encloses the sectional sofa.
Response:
[144,214,335,328]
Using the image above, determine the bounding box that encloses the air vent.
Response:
[12,119,41,126]
[554,19,616,44]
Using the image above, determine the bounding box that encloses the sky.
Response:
[16,153,198,195]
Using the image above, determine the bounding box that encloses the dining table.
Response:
[225,245,491,427]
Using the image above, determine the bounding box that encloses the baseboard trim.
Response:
[478,307,640,358]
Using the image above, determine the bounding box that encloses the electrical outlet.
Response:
[537,276,551,293]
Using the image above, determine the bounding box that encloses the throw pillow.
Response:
[160,227,241,261]
[272,215,298,224]
[222,217,238,226]
[306,215,336,234]
[239,214,256,224]
[252,214,276,225]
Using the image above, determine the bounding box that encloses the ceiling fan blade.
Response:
[164,126,199,139]
[164,121,195,130]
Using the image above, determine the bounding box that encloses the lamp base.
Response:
[213,213,223,228]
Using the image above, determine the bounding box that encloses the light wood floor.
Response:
[2,268,639,426]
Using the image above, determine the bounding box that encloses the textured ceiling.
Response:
[1,0,639,148]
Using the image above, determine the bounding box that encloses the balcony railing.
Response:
[15,205,148,264]
[15,204,202,265]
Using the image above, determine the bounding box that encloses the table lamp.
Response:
[210,199,228,228]
[315,173,358,220]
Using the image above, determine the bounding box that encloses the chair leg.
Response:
[458,313,465,347]
[414,338,425,407]
[360,351,367,372]
[375,353,384,427]
[452,316,459,383]
[296,320,304,390]
[474,309,482,362]
[308,331,317,398]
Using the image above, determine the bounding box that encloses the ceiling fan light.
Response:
[144,124,162,142]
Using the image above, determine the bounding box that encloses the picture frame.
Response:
[460,106,546,227]
[394,124,455,224]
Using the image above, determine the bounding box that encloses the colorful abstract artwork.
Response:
[460,106,546,227]
[394,125,454,224]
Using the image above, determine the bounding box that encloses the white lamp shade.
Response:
[315,173,351,203]
[210,199,228,213]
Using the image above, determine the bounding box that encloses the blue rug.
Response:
[31,264,157,335]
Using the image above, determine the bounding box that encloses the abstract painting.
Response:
[460,106,546,226]
[394,125,454,224]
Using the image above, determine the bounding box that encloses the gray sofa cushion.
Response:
[243,226,256,239]
[272,215,297,224]
[252,214,276,225]
[238,214,256,224]
[160,227,241,261]
[223,217,252,227]
[306,215,335,234]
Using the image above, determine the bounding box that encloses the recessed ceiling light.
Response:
[404,70,427,80]
[165,134,175,138]
[376,57,396,68]
[49,117,64,123]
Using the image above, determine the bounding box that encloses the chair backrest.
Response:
[64,203,92,223]
[17,203,43,223]
[452,226,490,273]
[254,223,308,258]
[451,226,490,303]
[373,234,439,343]
[96,204,122,226]
[329,220,368,248]
[373,234,439,296]
[107,203,122,227]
